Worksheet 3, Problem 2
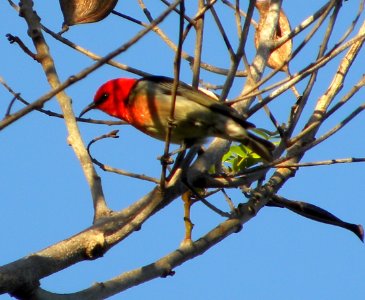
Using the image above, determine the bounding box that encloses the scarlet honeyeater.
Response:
[80,76,274,161]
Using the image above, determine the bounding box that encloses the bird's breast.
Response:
[125,94,170,141]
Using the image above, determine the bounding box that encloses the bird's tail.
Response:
[243,132,275,162]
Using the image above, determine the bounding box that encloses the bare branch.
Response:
[87,130,160,184]
[191,0,205,88]
[275,157,365,168]
[0,0,182,131]
[19,0,109,221]
[0,76,125,125]
[6,33,38,61]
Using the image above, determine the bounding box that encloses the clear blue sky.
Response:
[1,1,365,299]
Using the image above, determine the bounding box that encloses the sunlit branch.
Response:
[237,0,283,109]
[305,19,365,129]
[289,75,365,145]
[298,102,365,153]
[230,0,337,106]
[245,31,365,117]
[19,0,111,221]
[29,182,276,299]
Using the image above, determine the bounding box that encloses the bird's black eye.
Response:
[96,92,109,104]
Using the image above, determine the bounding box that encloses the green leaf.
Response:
[222,143,263,172]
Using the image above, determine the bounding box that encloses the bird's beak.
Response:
[79,102,96,118]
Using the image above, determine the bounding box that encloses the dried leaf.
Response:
[254,0,292,72]
[59,0,118,27]
[269,196,364,242]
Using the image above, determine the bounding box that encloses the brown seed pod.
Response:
[59,0,118,27]
[254,0,292,72]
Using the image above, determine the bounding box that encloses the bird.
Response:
[79,76,274,161]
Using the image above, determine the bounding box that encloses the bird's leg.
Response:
[180,180,229,246]
[180,190,195,247]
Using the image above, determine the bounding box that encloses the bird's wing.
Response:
[137,76,255,129]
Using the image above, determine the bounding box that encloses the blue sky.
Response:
[1,1,365,299]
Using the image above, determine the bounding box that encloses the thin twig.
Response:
[222,0,258,27]
[42,25,150,77]
[86,130,160,184]
[230,0,337,107]
[0,0,182,131]
[295,102,365,154]
[0,76,125,125]
[221,188,235,211]
[289,75,365,146]
[191,0,205,88]
[113,0,243,77]
[245,31,365,117]
[161,1,185,188]
[219,0,256,103]
[6,33,38,61]
[275,157,365,168]
[4,94,19,118]
[210,5,235,59]
[160,0,194,24]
